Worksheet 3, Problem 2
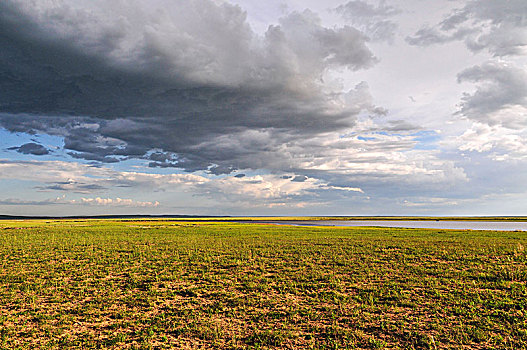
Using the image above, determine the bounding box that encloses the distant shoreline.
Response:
[1,215,527,222]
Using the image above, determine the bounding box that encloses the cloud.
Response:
[335,0,400,43]
[443,61,527,162]
[321,185,364,193]
[407,0,527,56]
[0,195,159,207]
[456,62,527,129]
[0,159,367,206]
[291,175,308,182]
[79,197,159,207]
[9,158,461,215]
[0,196,72,206]
[0,0,380,175]
[7,142,50,155]
[405,1,527,162]
[0,0,476,209]
[455,122,527,161]
[401,197,462,208]
[406,26,475,46]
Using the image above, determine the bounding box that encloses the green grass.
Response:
[0,219,526,349]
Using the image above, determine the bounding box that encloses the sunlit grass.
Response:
[0,219,526,349]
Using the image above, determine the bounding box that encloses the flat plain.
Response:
[0,219,526,349]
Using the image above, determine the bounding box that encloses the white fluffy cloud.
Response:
[0,155,470,213]
[456,123,527,161]
[0,159,360,206]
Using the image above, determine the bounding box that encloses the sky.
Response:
[0,0,526,216]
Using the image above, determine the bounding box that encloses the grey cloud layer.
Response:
[335,0,400,42]
[406,0,527,57]
[457,62,527,128]
[0,0,380,174]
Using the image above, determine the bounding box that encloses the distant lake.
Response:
[252,220,527,231]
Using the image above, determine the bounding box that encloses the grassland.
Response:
[0,219,526,349]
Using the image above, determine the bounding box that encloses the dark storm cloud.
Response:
[335,0,400,43]
[0,0,380,174]
[407,0,527,57]
[8,142,50,155]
